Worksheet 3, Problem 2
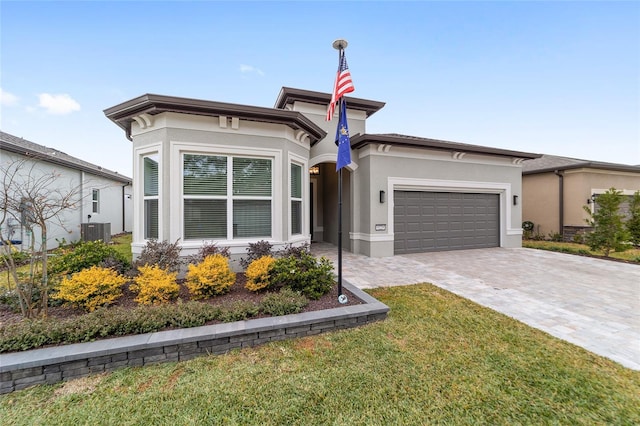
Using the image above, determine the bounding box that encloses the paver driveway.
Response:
[311,244,640,370]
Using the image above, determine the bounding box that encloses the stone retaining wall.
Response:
[1,282,389,394]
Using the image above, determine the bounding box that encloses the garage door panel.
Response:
[394,191,499,254]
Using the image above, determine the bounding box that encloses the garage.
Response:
[394,191,500,254]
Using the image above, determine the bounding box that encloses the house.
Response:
[0,131,132,251]
[104,87,539,266]
[522,154,640,241]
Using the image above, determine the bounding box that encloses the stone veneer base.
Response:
[1,282,389,394]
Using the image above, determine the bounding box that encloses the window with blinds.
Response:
[291,163,302,235]
[183,154,272,240]
[143,155,159,239]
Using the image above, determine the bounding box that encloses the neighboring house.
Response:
[104,87,539,266]
[522,154,640,240]
[0,131,132,251]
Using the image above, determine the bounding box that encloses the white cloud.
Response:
[37,93,81,115]
[239,64,265,76]
[0,87,19,106]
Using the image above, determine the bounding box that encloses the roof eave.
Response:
[350,134,541,160]
[104,94,327,144]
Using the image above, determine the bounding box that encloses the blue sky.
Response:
[1,1,639,177]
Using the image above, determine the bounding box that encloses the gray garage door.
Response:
[394,191,500,254]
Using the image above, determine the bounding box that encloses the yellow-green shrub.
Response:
[186,254,236,299]
[53,266,126,312]
[245,255,276,292]
[131,265,179,305]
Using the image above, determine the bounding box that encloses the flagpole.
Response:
[332,39,348,304]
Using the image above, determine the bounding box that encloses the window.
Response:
[183,154,272,240]
[291,163,302,235]
[143,155,159,239]
[92,189,100,214]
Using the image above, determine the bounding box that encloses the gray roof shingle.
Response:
[0,130,131,183]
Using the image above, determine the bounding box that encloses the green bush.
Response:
[259,288,308,316]
[218,300,260,322]
[269,251,334,300]
[49,240,130,275]
[0,301,237,353]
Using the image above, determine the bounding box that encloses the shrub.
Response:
[53,266,126,312]
[187,242,231,264]
[240,240,274,269]
[245,256,276,292]
[259,288,308,316]
[277,242,310,258]
[186,254,236,299]
[269,251,334,300]
[218,300,260,322]
[583,188,630,256]
[134,239,183,272]
[131,265,180,305]
[49,240,130,275]
[626,191,640,246]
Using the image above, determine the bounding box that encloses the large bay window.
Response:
[290,163,302,235]
[143,155,159,239]
[183,154,272,240]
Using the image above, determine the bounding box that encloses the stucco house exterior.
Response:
[0,131,132,251]
[522,154,640,241]
[104,87,539,265]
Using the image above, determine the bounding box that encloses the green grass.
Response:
[110,233,132,263]
[523,240,640,263]
[2,283,638,425]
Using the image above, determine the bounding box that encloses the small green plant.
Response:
[626,191,640,246]
[245,255,276,292]
[269,251,334,300]
[240,240,274,269]
[53,266,126,312]
[259,288,308,316]
[583,188,630,257]
[49,240,129,275]
[131,265,180,305]
[547,232,563,242]
[277,242,310,258]
[134,239,183,272]
[218,300,260,322]
[186,254,236,299]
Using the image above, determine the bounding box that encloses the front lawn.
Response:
[523,240,640,263]
[2,283,638,425]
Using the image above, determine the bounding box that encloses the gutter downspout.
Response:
[554,170,564,239]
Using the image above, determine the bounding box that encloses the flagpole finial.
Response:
[332,39,348,50]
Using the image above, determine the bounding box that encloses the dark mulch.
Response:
[0,273,364,328]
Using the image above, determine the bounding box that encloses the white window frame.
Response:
[172,142,281,244]
[288,153,308,240]
[91,189,100,214]
[136,146,162,242]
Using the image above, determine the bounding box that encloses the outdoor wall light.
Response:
[380,190,386,204]
[309,166,320,175]
[587,194,597,204]
[513,195,518,206]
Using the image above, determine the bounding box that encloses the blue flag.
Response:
[335,98,351,170]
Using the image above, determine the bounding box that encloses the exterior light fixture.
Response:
[309,166,320,175]
[380,190,386,204]
[513,195,518,206]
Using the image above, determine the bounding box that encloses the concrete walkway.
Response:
[311,244,640,370]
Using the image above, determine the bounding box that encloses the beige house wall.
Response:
[522,173,560,236]
[523,168,640,238]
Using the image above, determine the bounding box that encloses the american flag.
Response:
[326,50,355,121]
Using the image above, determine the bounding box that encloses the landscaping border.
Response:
[0,282,389,394]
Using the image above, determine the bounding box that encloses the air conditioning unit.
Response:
[81,223,111,243]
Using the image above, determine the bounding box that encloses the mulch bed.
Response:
[0,273,364,328]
